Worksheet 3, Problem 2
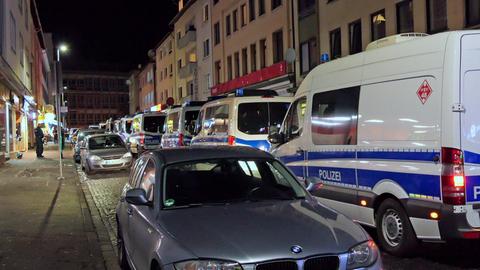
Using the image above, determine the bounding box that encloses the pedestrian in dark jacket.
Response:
[35,125,44,158]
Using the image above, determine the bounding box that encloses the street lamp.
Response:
[54,42,69,180]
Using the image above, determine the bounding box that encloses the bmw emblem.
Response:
[290,245,303,254]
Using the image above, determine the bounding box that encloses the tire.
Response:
[85,162,94,175]
[375,198,418,257]
[117,228,131,270]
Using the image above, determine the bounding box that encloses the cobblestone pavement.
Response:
[78,162,480,270]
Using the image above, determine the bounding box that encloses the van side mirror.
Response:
[305,177,322,192]
[268,127,285,145]
[125,189,152,206]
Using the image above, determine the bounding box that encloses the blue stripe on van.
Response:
[356,151,438,162]
[465,151,480,165]
[308,151,356,160]
[235,138,271,151]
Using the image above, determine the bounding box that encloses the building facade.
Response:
[127,70,140,114]
[155,33,176,105]
[138,63,155,112]
[63,72,129,128]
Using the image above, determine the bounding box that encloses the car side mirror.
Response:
[125,189,152,206]
[305,177,322,192]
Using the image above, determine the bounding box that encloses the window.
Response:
[177,59,182,71]
[215,61,222,84]
[300,38,317,74]
[10,13,16,53]
[427,0,447,33]
[19,33,24,67]
[250,43,257,72]
[233,9,238,32]
[227,56,233,81]
[283,97,307,140]
[311,87,360,145]
[242,48,248,75]
[214,22,221,45]
[166,112,180,133]
[260,39,267,68]
[144,115,166,133]
[185,110,200,135]
[349,20,362,54]
[203,4,209,21]
[272,30,284,63]
[203,39,210,57]
[330,28,341,59]
[396,0,414,33]
[241,4,248,26]
[204,104,230,135]
[234,52,240,78]
[177,31,182,41]
[259,0,266,15]
[466,0,480,26]
[19,0,23,12]
[226,15,232,36]
[272,0,282,10]
[139,160,156,202]
[249,0,256,21]
[371,10,386,41]
[238,102,290,135]
[299,0,315,14]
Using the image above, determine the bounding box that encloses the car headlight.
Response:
[89,155,102,162]
[174,260,243,270]
[347,240,379,269]
[122,152,132,159]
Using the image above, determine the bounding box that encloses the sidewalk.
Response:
[0,147,106,270]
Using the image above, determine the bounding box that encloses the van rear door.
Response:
[460,34,480,215]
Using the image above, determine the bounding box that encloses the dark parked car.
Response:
[116,146,382,270]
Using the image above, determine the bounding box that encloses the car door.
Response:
[271,97,308,180]
[128,158,158,270]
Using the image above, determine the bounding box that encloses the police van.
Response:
[118,116,134,143]
[270,31,480,256]
[128,111,166,155]
[191,89,292,151]
[161,101,205,148]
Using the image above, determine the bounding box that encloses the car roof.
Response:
[86,133,120,139]
[152,146,273,165]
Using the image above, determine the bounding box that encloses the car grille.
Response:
[255,256,339,270]
[103,155,123,160]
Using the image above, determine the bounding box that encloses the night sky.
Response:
[37,0,178,73]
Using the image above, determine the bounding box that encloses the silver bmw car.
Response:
[116,147,382,270]
[80,134,133,174]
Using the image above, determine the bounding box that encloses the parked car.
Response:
[161,101,205,148]
[128,112,166,155]
[116,146,382,270]
[73,129,106,163]
[270,31,480,256]
[191,89,292,152]
[80,134,132,174]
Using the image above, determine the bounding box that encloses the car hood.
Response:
[89,148,128,157]
[159,199,367,264]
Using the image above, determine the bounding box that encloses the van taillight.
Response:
[441,147,466,205]
[139,133,145,145]
[178,133,184,146]
[228,135,236,146]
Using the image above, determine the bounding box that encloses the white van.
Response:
[128,112,166,155]
[191,90,292,151]
[118,116,134,143]
[270,31,480,256]
[161,102,205,148]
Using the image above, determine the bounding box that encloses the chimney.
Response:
[179,0,184,11]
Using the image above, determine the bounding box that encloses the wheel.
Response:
[375,198,418,256]
[117,227,131,270]
[85,162,94,175]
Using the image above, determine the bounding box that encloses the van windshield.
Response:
[238,102,290,135]
[144,115,166,133]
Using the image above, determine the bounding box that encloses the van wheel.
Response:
[375,199,418,256]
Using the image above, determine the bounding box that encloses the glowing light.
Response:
[430,212,439,219]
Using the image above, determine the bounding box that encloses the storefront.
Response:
[0,83,12,162]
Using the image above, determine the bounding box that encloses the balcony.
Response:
[177,30,196,49]
[178,62,197,79]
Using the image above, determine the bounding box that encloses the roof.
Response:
[152,146,273,165]
[169,0,198,26]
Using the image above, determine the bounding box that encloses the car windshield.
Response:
[163,159,306,208]
[88,135,124,150]
[143,115,166,133]
[125,121,132,134]
[78,131,103,142]
[237,102,290,135]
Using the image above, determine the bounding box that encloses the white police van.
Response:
[128,112,166,155]
[191,89,292,151]
[161,101,205,148]
[270,31,480,256]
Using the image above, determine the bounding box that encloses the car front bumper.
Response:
[89,159,132,171]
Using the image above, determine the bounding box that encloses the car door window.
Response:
[131,157,147,188]
[283,97,307,140]
[137,160,156,202]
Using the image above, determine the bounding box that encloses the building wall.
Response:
[128,71,139,114]
[63,72,129,128]
[195,0,213,101]
[138,63,155,111]
[155,33,176,105]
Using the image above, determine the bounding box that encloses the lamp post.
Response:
[54,43,68,180]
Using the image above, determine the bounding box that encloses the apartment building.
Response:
[127,70,139,114]
[155,33,176,105]
[211,0,295,96]
[318,0,474,60]
[63,72,129,128]
[171,0,213,103]
[138,63,155,111]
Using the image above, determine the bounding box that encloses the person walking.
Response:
[35,124,45,158]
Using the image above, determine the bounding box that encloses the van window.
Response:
[166,112,180,133]
[185,110,200,135]
[283,97,307,140]
[144,115,166,133]
[311,87,360,145]
[204,104,230,135]
[238,102,290,135]
[133,117,141,133]
[195,110,205,134]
